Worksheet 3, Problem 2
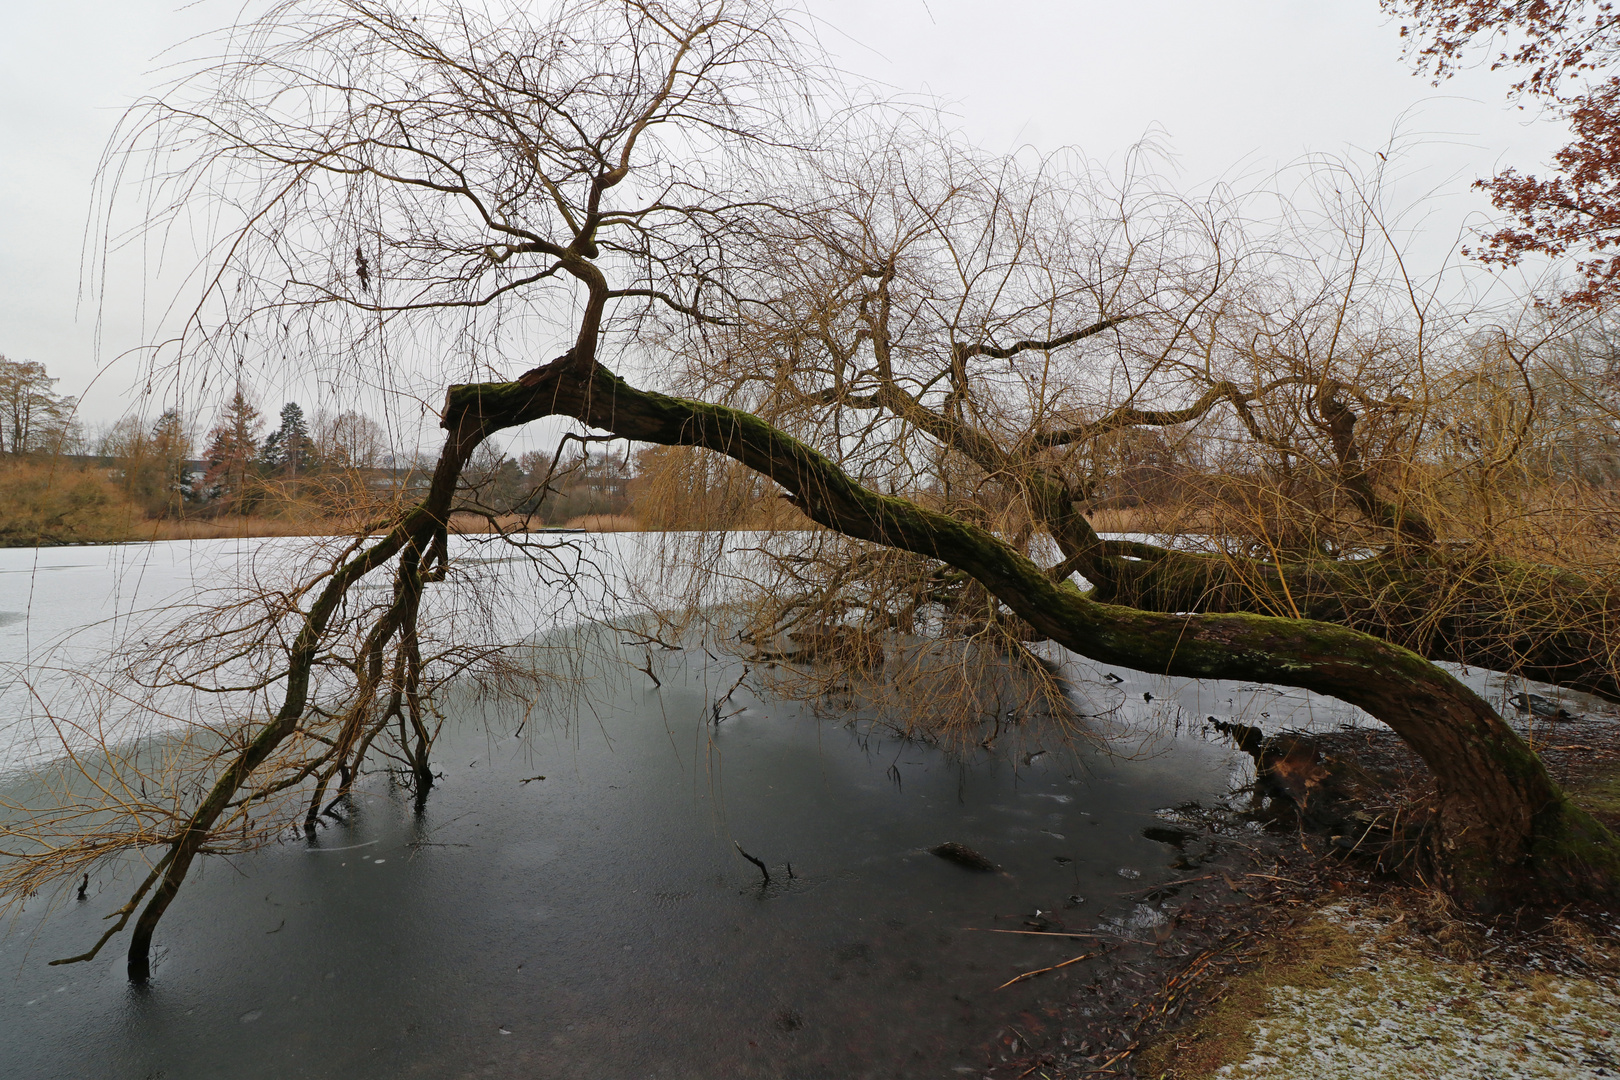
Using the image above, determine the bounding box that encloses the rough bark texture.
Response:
[117,352,1617,982]
[1081,542,1620,704]
[926,353,1619,706]
[999,418,1619,705]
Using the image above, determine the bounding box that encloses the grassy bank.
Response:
[1139,899,1620,1080]
[1132,727,1620,1080]
[0,460,146,546]
[0,459,665,547]
[2,454,1161,546]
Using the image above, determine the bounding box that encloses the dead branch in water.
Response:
[733,841,770,885]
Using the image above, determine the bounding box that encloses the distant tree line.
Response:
[455,440,635,525]
[88,387,401,519]
[0,360,674,537]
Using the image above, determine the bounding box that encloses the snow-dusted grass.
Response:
[1207,905,1620,1079]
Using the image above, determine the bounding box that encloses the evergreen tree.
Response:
[261,402,316,477]
[149,409,194,515]
[201,390,262,513]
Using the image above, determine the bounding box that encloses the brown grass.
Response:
[0,457,429,547]
[1083,504,1218,537]
[132,516,345,541]
[562,513,642,531]
[1083,507,1156,534]
[1137,917,1362,1080]
[444,511,649,533]
[0,460,146,546]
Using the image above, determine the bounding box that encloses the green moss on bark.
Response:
[443,363,1620,906]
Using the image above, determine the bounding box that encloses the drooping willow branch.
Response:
[99,424,482,982]
[65,346,1619,984]
[480,352,1616,904]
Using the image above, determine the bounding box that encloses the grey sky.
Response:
[0,0,1566,425]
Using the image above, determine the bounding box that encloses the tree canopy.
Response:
[261,402,317,477]
[13,0,1619,984]
[0,357,76,456]
[1386,0,1620,304]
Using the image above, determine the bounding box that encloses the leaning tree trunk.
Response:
[108,352,1616,983]
[1055,526,1620,704]
[118,433,482,981]
[451,352,1619,907]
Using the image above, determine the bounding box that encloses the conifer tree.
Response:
[261,402,316,477]
[201,390,262,513]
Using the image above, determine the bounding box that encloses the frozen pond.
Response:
[1,644,1243,1078]
[0,532,1439,773]
[0,535,1574,1077]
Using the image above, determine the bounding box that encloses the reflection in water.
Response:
[1,645,1242,1079]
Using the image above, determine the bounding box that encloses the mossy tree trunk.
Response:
[112,352,1617,985]
[91,0,1620,986]
[934,371,1620,706]
[1075,537,1620,704]
[835,283,1620,706]
[442,352,1619,908]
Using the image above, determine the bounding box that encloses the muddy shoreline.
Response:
[969,708,1620,1079]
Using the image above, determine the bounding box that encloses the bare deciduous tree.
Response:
[0,357,77,457]
[11,0,1614,985]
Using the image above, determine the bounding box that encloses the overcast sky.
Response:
[0,0,1567,426]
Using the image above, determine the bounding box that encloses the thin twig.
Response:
[733,841,769,884]
[994,948,1104,991]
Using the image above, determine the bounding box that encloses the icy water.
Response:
[0,650,1246,1080]
[0,534,1556,1079]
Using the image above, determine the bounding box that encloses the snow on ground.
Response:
[1216,905,1620,1079]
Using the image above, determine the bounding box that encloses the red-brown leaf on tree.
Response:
[1385,1,1620,304]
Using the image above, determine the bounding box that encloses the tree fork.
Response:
[855,360,1617,703]
[976,438,1620,704]
[919,371,1619,703]
[121,412,489,982]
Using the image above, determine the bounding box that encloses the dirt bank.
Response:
[966,707,1620,1079]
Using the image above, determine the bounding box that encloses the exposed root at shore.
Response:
[968,710,1620,1078]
